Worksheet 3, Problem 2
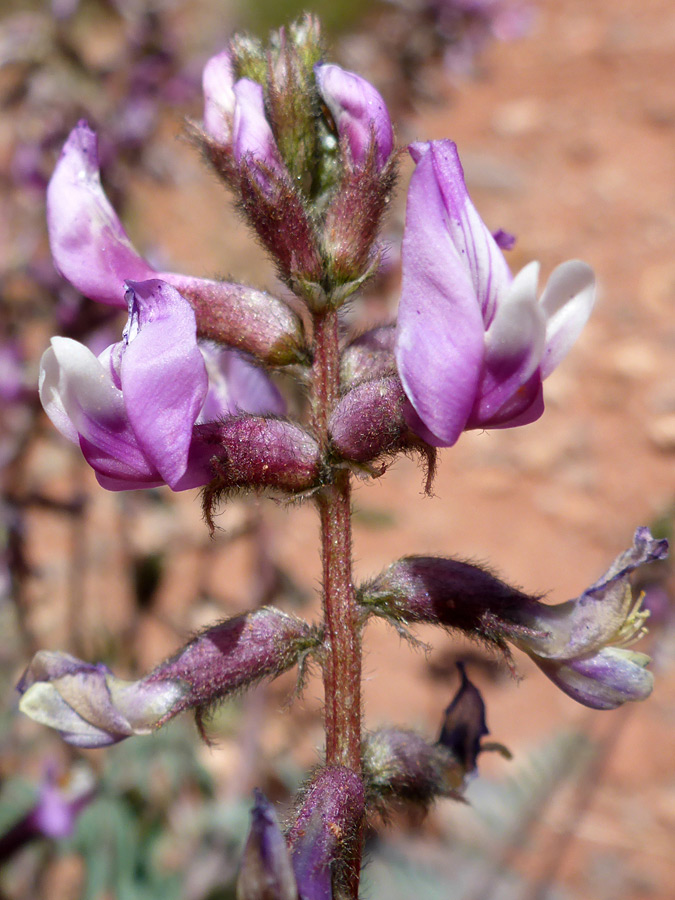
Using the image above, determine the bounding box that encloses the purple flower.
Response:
[0,764,95,862]
[314,63,394,171]
[38,279,282,491]
[395,140,595,447]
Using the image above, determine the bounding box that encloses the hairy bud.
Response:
[340,326,396,389]
[171,278,307,366]
[18,609,320,747]
[287,766,365,900]
[202,416,323,529]
[329,376,419,463]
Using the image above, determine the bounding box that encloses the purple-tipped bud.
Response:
[237,791,298,900]
[169,277,307,367]
[233,79,287,188]
[340,326,396,389]
[315,64,394,172]
[203,49,236,146]
[316,65,397,285]
[363,729,464,804]
[287,766,365,900]
[329,376,419,464]
[359,529,668,710]
[18,609,320,747]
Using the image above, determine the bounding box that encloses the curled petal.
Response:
[535,648,654,710]
[47,121,155,307]
[540,260,596,378]
[469,261,546,425]
[315,63,394,170]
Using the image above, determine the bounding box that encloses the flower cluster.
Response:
[17,16,668,900]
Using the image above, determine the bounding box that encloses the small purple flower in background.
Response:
[38,279,283,491]
[315,63,395,171]
[396,140,596,447]
[0,764,95,862]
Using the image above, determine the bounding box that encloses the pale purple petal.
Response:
[40,338,157,480]
[539,260,596,378]
[198,344,285,422]
[412,140,513,325]
[315,63,394,170]
[232,79,285,180]
[46,122,156,307]
[396,141,485,447]
[202,49,236,144]
[469,261,545,424]
[121,280,208,488]
[535,648,653,710]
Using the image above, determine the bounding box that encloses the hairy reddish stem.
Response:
[312,308,363,895]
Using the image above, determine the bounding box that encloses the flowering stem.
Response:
[312,307,363,894]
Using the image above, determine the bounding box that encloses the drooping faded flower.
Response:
[395,139,595,447]
[39,279,283,491]
[360,528,668,709]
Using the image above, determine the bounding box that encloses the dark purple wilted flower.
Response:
[38,279,282,491]
[395,140,595,447]
[314,63,394,171]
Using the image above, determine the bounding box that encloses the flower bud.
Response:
[359,529,668,709]
[363,729,462,805]
[171,278,307,366]
[329,376,419,464]
[287,766,365,900]
[18,609,320,747]
[340,326,396,389]
[237,791,298,900]
[202,416,323,529]
[314,64,394,172]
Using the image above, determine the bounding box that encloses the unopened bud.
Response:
[18,609,320,747]
[170,277,307,366]
[202,49,236,146]
[237,791,298,900]
[340,326,396,388]
[329,376,418,464]
[202,416,323,530]
[287,766,365,900]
